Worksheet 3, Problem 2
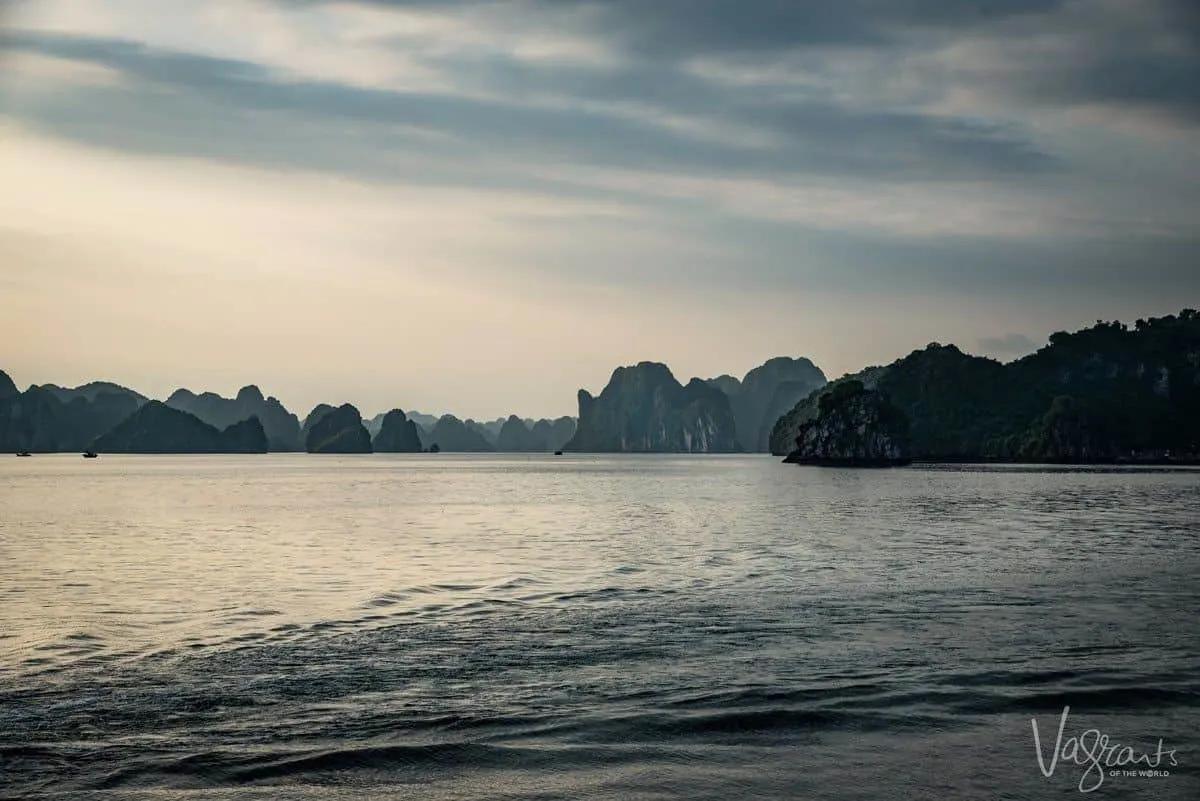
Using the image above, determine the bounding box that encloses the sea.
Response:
[1,454,1198,799]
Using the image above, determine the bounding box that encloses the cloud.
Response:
[977,333,1041,357]
[0,30,1060,186]
[925,0,1200,127]
[0,0,1198,415]
[319,0,1200,127]
[1,8,1196,292]
[330,0,1071,52]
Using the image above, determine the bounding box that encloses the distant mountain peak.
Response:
[373,409,422,453]
[168,386,301,451]
[566,361,740,453]
[425,414,495,452]
[92,401,267,454]
[305,404,371,453]
[40,381,148,406]
[236,385,265,404]
[0,369,17,400]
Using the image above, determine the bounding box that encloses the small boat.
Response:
[82,451,98,459]
[16,451,31,457]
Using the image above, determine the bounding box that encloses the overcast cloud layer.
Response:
[1,0,1197,418]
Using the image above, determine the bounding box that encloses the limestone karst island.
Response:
[3,311,1198,465]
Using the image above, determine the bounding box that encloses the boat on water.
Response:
[82,451,98,459]
[16,451,31,457]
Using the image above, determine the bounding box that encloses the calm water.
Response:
[1,455,1198,799]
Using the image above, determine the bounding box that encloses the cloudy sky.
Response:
[1,0,1197,419]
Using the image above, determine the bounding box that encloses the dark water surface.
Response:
[2,455,1198,799]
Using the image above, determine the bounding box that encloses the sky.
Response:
[1,0,1197,420]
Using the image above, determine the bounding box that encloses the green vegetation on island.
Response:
[783,380,911,466]
[772,310,1200,464]
[4,310,1196,462]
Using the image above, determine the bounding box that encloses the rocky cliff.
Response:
[166,385,301,451]
[92,401,268,453]
[565,362,740,453]
[0,386,68,452]
[305,404,372,453]
[0,370,18,401]
[301,404,336,443]
[0,378,142,453]
[372,409,423,453]
[735,357,827,452]
[705,358,826,451]
[769,367,890,455]
[783,381,910,466]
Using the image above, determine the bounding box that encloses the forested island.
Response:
[2,311,1196,462]
[772,310,1199,465]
